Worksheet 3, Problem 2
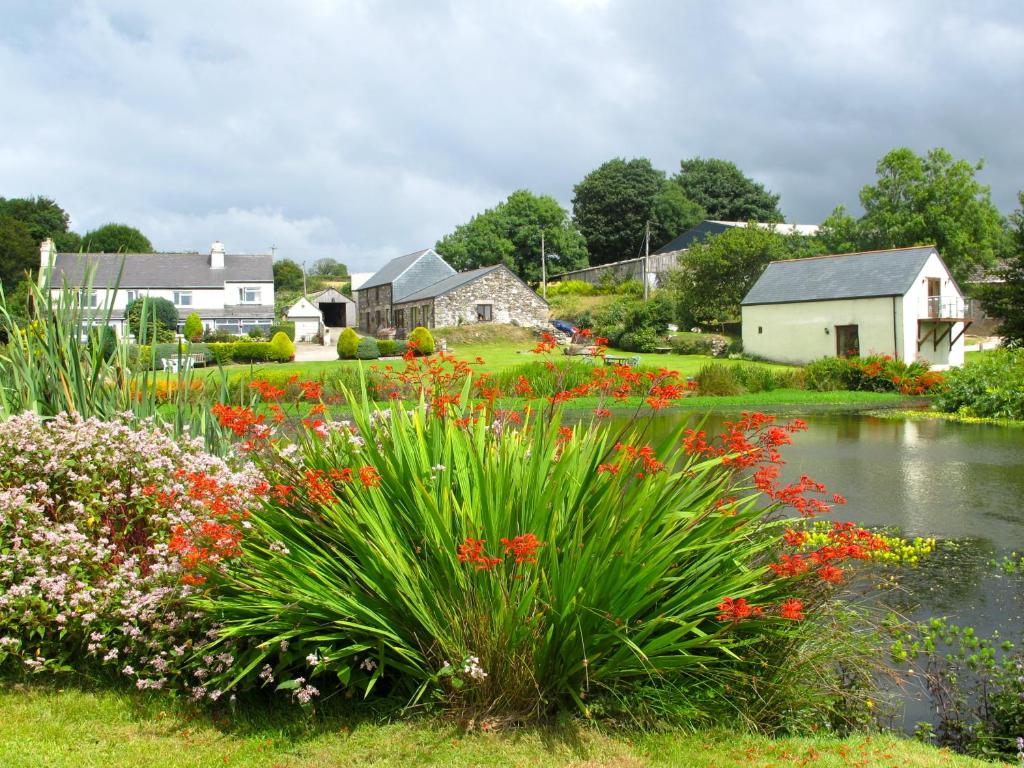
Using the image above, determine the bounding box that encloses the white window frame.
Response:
[173,290,193,307]
[240,286,261,304]
[80,289,98,308]
[125,290,140,304]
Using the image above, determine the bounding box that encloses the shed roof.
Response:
[654,220,820,255]
[48,252,273,289]
[307,287,354,305]
[741,246,939,306]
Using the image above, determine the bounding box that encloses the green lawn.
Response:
[192,342,792,381]
[0,686,1000,768]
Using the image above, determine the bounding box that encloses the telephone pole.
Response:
[540,231,547,300]
[643,221,650,301]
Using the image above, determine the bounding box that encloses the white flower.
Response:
[361,658,377,672]
[306,653,320,666]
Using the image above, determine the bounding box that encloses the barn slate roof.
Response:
[48,252,273,288]
[394,265,503,303]
[741,246,938,306]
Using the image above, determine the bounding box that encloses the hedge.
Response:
[269,322,296,341]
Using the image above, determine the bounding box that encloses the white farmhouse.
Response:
[741,246,970,369]
[38,239,275,337]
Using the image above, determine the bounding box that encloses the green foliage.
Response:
[801,357,852,392]
[668,333,729,357]
[183,312,203,342]
[694,364,744,396]
[272,259,305,292]
[248,327,265,339]
[81,223,152,252]
[203,397,805,718]
[337,327,360,359]
[376,339,402,356]
[979,192,1024,344]
[618,326,660,353]
[572,158,703,265]
[934,348,1024,420]
[672,157,782,222]
[408,326,435,355]
[0,215,37,290]
[435,190,587,282]
[802,355,941,395]
[355,337,380,360]
[269,322,296,341]
[0,196,71,244]
[310,257,348,278]
[544,280,596,297]
[670,225,791,328]
[831,147,1006,284]
[269,331,296,362]
[125,297,178,343]
[576,293,672,350]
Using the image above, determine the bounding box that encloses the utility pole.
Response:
[643,221,650,301]
[540,231,547,300]
[302,262,307,297]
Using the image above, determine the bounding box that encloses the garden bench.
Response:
[603,355,640,368]
[654,346,672,354]
[161,354,205,373]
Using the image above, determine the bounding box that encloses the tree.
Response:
[125,297,178,343]
[436,190,588,282]
[672,158,782,222]
[81,223,152,253]
[0,196,71,243]
[572,158,703,266]
[311,258,348,278]
[273,259,305,292]
[0,215,38,290]
[183,312,204,342]
[815,205,861,255]
[852,147,1006,284]
[670,225,791,328]
[980,192,1024,344]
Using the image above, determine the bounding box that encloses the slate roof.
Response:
[741,246,938,306]
[358,249,430,291]
[653,221,737,255]
[48,252,273,289]
[394,265,503,304]
[307,287,354,304]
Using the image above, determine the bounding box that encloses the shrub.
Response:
[248,327,265,339]
[355,336,380,360]
[183,312,204,342]
[203,328,237,343]
[0,412,262,692]
[618,326,660,352]
[269,322,296,341]
[337,328,360,359]
[668,334,715,356]
[694,363,744,396]
[544,280,595,297]
[934,347,1024,419]
[802,357,852,392]
[730,364,799,393]
[408,326,435,355]
[376,339,398,356]
[204,389,856,720]
[803,355,943,396]
[269,331,295,362]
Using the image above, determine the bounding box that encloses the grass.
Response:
[0,686,1001,768]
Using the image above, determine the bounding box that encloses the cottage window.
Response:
[125,290,140,303]
[240,287,261,304]
[411,306,418,326]
[173,290,193,307]
[835,325,860,358]
[476,304,493,322]
[80,290,99,308]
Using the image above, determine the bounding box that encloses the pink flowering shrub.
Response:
[0,412,263,697]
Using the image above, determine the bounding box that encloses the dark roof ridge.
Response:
[765,244,936,266]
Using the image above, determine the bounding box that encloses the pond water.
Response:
[614,411,1024,729]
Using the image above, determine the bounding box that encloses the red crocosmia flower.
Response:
[818,565,845,583]
[359,466,381,488]
[500,533,543,564]
[597,463,620,474]
[457,537,502,571]
[783,529,808,547]
[304,470,335,504]
[299,380,323,400]
[716,597,764,623]
[272,484,294,503]
[556,426,574,444]
[595,336,609,346]
[593,408,611,418]
[779,598,806,620]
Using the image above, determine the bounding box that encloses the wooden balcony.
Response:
[917,296,972,350]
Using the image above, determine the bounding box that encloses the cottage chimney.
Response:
[38,238,55,286]
[210,240,225,269]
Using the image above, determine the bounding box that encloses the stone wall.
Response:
[356,283,392,333]
[431,267,548,329]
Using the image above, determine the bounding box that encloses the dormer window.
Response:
[240,287,261,304]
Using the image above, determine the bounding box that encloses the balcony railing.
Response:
[921,295,972,320]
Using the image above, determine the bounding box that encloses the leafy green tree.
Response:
[852,147,1006,284]
[183,312,204,342]
[0,215,38,290]
[54,231,82,253]
[272,259,305,292]
[980,192,1024,344]
[815,205,861,255]
[572,158,703,266]
[311,258,348,278]
[81,223,153,253]
[436,190,587,282]
[0,196,71,243]
[670,225,790,328]
[672,158,782,222]
[125,297,178,343]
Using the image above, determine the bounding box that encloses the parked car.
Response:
[550,319,577,336]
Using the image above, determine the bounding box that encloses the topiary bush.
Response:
[408,326,435,355]
[355,336,380,360]
[337,327,360,359]
[125,297,179,344]
[183,312,203,342]
[269,331,295,362]
[376,339,398,356]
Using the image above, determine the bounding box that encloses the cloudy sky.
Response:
[2,1,1022,271]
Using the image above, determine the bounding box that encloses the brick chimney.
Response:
[210,240,225,269]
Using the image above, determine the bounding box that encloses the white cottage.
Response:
[741,246,970,369]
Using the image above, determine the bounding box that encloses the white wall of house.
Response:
[902,253,966,368]
[743,296,903,365]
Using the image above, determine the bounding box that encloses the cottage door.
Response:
[927,278,942,318]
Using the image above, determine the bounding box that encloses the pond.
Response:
[616,411,1024,729]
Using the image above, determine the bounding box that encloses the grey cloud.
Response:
[0,0,1021,270]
